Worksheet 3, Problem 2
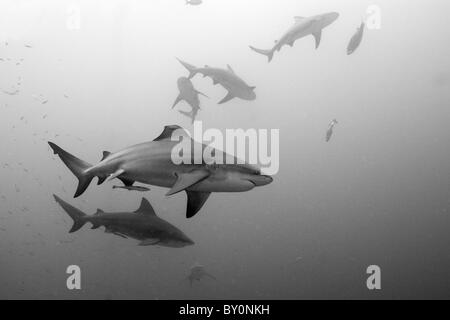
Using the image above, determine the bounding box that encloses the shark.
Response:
[326,119,338,142]
[53,195,194,248]
[48,125,273,218]
[249,12,339,62]
[172,77,208,123]
[177,58,256,104]
[185,263,216,286]
[347,22,365,55]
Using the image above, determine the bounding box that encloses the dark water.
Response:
[1,0,450,299]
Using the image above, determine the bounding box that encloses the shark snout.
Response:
[178,233,195,247]
[247,174,273,187]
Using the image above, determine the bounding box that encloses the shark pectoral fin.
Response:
[218,92,235,104]
[166,170,210,196]
[185,191,211,218]
[196,90,209,98]
[97,176,107,185]
[139,238,160,246]
[107,168,125,182]
[172,94,182,109]
[179,110,195,123]
[312,30,322,49]
[118,177,134,187]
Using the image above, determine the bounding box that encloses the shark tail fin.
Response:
[176,58,198,79]
[48,142,95,198]
[53,195,87,233]
[249,46,274,62]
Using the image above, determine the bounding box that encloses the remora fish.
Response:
[177,58,256,104]
[249,12,339,62]
[112,185,150,192]
[53,195,194,248]
[347,22,365,55]
[48,125,273,218]
[172,77,208,123]
[326,119,338,142]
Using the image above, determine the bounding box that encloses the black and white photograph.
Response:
[0,0,449,306]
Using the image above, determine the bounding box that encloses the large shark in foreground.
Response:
[48,125,273,218]
[250,12,339,62]
[53,196,194,247]
[172,77,208,123]
[177,58,256,104]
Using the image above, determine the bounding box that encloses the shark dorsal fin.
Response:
[227,64,235,74]
[101,151,111,161]
[95,209,105,215]
[153,125,189,141]
[135,198,156,216]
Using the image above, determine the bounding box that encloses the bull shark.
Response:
[48,125,273,218]
[53,195,194,248]
[172,77,208,123]
[326,119,338,142]
[347,22,365,55]
[249,12,339,62]
[185,263,216,286]
[177,58,256,104]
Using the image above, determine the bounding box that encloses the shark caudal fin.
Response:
[176,58,198,79]
[53,195,87,233]
[249,46,274,62]
[48,142,95,198]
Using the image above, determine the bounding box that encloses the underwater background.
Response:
[1,0,450,299]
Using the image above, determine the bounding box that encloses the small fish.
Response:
[112,185,150,192]
[186,0,202,5]
[326,119,338,142]
[2,89,19,95]
[347,22,365,55]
